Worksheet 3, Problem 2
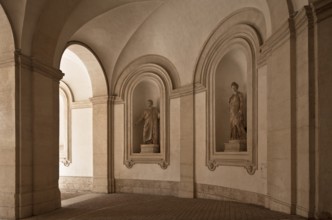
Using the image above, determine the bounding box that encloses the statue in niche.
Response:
[224,82,247,152]
[135,99,160,153]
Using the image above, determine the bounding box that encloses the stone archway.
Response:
[59,43,111,193]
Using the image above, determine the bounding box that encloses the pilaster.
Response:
[178,86,195,198]
[14,51,63,218]
[90,96,111,193]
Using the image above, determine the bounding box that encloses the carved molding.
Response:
[294,6,315,35]
[170,84,194,98]
[258,5,316,67]
[14,51,64,81]
[71,100,92,109]
[59,81,73,167]
[113,55,180,95]
[312,0,332,22]
[117,63,173,169]
[195,21,260,174]
[194,8,265,86]
[169,83,207,99]
[90,95,109,105]
[258,20,291,67]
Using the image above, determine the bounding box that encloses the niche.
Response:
[204,37,258,174]
[132,80,161,154]
[215,49,247,152]
[120,65,171,169]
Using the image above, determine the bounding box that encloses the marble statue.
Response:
[229,82,246,140]
[135,99,160,145]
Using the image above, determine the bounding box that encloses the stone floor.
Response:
[24,193,305,220]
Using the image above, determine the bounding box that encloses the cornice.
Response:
[90,96,110,105]
[261,20,291,54]
[170,83,207,99]
[170,84,194,99]
[312,0,332,22]
[15,51,64,81]
[111,95,125,105]
[259,5,316,67]
[71,100,92,109]
[294,6,315,35]
[33,58,64,81]
[258,18,294,66]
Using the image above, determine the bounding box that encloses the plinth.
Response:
[224,140,247,152]
[140,144,160,153]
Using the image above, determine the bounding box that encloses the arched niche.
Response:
[132,80,161,153]
[117,63,173,169]
[205,36,257,175]
[215,48,248,152]
[194,15,263,174]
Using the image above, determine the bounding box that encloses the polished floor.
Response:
[24,193,305,220]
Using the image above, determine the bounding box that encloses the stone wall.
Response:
[59,176,93,193]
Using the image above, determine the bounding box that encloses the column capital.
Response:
[90,95,110,105]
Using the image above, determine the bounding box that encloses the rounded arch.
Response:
[60,42,109,98]
[194,8,264,87]
[119,61,172,169]
[114,55,180,98]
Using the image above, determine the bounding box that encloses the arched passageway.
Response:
[58,43,110,195]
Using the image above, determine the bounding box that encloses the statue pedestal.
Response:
[224,140,247,152]
[140,144,160,153]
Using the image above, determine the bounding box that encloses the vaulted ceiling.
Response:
[0,0,309,90]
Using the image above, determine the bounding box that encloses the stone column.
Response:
[90,96,112,193]
[178,91,195,198]
[6,52,63,219]
[31,58,63,216]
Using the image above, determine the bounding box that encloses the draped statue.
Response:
[135,99,160,145]
[229,82,246,140]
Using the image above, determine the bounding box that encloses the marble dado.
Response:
[59,176,93,192]
[196,183,268,207]
[115,179,179,197]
